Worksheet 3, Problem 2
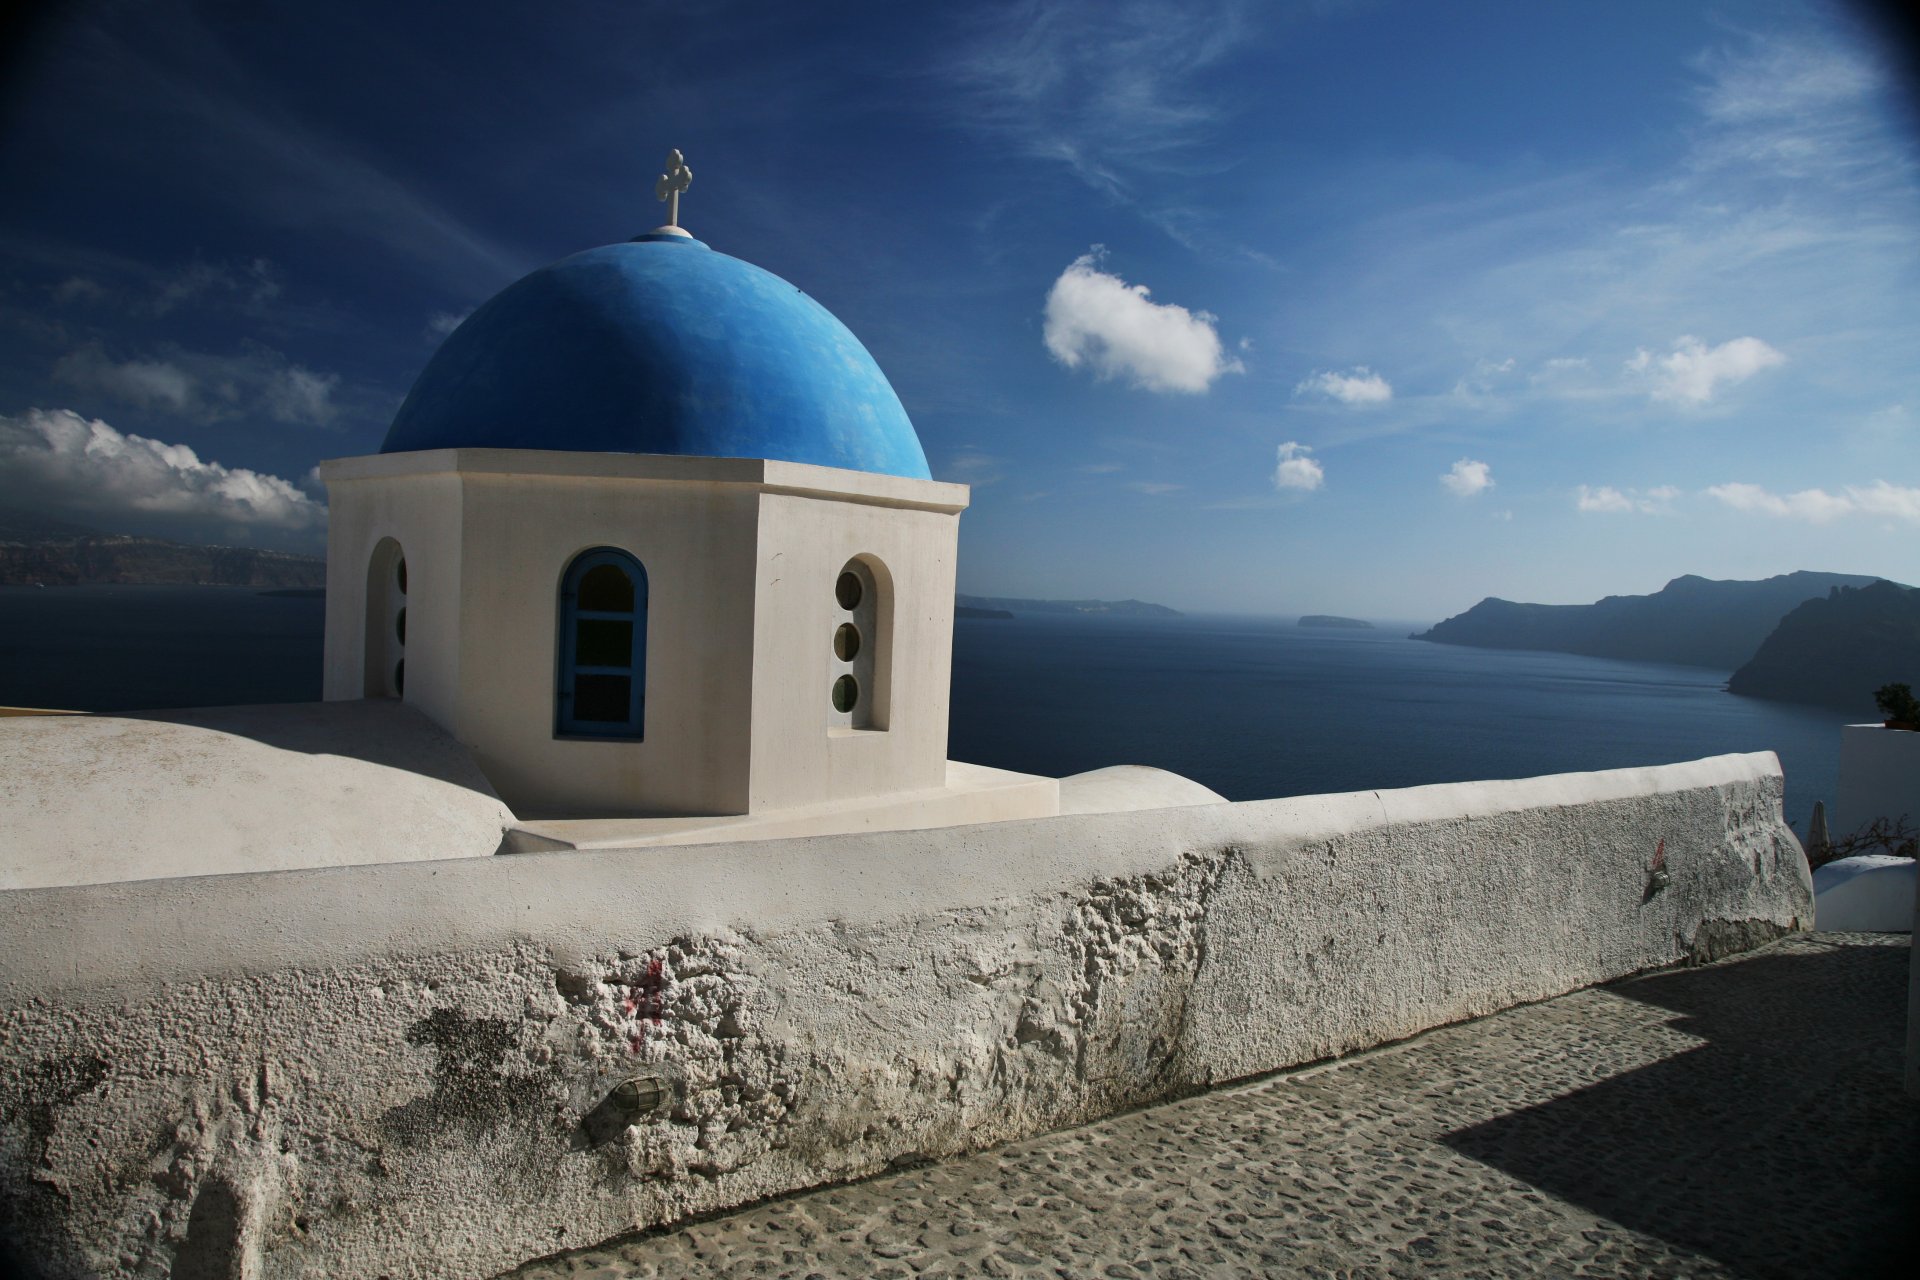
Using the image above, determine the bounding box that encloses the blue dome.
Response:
[381,234,931,480]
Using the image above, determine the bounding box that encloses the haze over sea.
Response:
[0,586,1853,836]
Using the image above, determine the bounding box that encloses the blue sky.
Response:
[1,0,1915,620]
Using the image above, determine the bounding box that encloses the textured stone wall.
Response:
[0,753,1809,1279]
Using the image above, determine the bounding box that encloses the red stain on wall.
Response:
[624,957,669,1053]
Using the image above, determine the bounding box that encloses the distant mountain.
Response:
[957,594,1179,618]
[955,605,1014,620]
[1413,571,1888,670]
[0,519,326,588]
[1299,615,1373,630]
[0,511,102,541]
[1727,580,1920,711]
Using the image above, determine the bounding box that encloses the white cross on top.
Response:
[654,149,692,228]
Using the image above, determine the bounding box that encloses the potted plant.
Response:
[1875,682,1920,731]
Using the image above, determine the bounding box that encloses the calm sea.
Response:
[0,586,1853,833]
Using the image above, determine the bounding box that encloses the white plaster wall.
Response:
[451,470,761,818]
[747,491,959,811]
[0,754,1807,1280]
[1811,854,1916,931]
[0,702,513,890]
[319,451,969,820]
[322,466,464,712]
[1836,724,1920,837]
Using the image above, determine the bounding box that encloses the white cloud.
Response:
[1626,335,1785,403]
[50,348,195,412]
[1294,366,1392,405]
[0,409,327,533]
[262,367,341,425]
[1440,459,1493,498]
[1452,357,1519,400]
[1705,480,1920,524]
[1851,480,1920,522]
[1273,441,1324,492]
[1043,249,1242,394]
[1127,481,1183,495]
[1575,484,1679,514]
[51,342,340,426]
[1576,485,1634,513]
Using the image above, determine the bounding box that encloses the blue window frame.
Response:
[556,548,647,738]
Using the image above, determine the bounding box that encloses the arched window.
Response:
[364,538,407,699]
[556,548,648,738]
[829,555,889,730]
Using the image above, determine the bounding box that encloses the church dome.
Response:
[380,233,931,480]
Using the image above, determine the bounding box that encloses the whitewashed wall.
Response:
[0,753,1809,1280]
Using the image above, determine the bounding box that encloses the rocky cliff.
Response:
[1414,571,1884,670]
[0,516,326,588]
[1727,580,1920,711]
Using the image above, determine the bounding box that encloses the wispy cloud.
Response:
[52,342,341,426]
[1440,459,1493,498]
[1295,366,1392,405]
[1691,30,1901,183]
[1625,335,1785,404]
[0,408,326,534]
[1043,249,1242,393]
[1273,441,1324,492]
[1575,485,1680,514]
[1126,480,1183,494]
[942,0,1246,201]
[44,254,284,319]
[426,309,471,341]
[940,450,1005,485]
[61,11,525,293]
[1706,480,1920,523]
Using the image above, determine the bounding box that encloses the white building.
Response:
[320,214,1061,845]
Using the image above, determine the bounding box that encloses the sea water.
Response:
[0,586,1852,834]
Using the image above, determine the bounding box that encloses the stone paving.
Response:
[503,934,1917,1279]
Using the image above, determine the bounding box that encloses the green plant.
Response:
[1874,682,1920,725]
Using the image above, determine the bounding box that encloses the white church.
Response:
[318,152,1076,850]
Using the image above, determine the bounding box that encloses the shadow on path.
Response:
[1445,940,1917,1278]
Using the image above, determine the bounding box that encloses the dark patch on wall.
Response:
[171,1179,241,1280]
[0,1054,109,1278]
[1684,917,1798,966]
[0,1054,108,1166]
[378,1010,555,1150]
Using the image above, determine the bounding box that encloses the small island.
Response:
[1298,615,1373,630]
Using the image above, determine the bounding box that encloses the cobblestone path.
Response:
[504,934,1916,1279]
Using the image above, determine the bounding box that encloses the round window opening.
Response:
[395,606,408,645]
[834,623,861,662]
[832,674,859,713]
[835,571,863,611]
[396,557,408,595]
